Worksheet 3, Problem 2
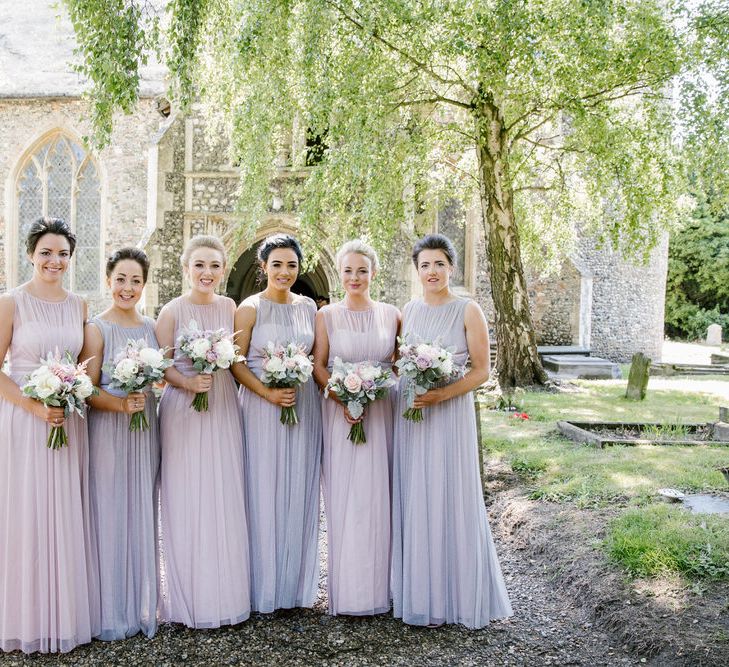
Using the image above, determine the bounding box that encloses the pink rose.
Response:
[343,373,363,393]
[206,351,217,363]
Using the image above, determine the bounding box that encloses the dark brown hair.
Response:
[26,217,76,256]
[411,233,458,269]
[257,233,304,265]
[106,247,150,283]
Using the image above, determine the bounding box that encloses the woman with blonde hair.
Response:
[155,235,250,628]
[313,239,400,616]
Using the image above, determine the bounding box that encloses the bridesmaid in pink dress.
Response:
[313,240,400,616]
[156,235,250,628]
[0,218,99,653]
[391,234,512,629]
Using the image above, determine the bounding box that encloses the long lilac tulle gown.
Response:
[321,301,399,616]
[0,288,99,653]
[87,316,159,640]
[239,295,322,612]
[157,295,250,628]
[391,298,512,629]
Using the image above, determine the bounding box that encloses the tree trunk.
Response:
[474,91,547,388]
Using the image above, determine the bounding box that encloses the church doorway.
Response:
[226,244,334,305]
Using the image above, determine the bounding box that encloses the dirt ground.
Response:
[4,462,726,666]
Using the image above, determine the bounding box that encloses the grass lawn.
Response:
[480,378,729,579]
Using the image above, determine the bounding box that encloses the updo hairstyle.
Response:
[180,235,227,267]
[106,247,150,283]
[26,217,77,256]
[335,239,380,274]
[411,233,458,269]
[257,233,304,265]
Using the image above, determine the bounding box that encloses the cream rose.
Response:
[190,337,212,358]
[33,371,62,400]
[113,357,139,383]
[138,347,164,368]
[74,375,94,400]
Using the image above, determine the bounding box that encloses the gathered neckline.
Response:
[18,287,70,304]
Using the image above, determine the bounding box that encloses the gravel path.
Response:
[0,500,640,667]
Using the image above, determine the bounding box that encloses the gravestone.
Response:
[707,324,722,345]
[626,352,650,400]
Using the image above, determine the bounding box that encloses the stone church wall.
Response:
[0,97,164,315]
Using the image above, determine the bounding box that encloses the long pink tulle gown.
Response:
[391,298,512,629]
[0,288,99,653]
[321,301,399,615]
[157,295,250,628]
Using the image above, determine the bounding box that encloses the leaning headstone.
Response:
[707,323,722,345]
[626,352,651,401]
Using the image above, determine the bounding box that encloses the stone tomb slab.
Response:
[541,354,621,380]
[557,420,729,448]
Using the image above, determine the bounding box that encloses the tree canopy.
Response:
[65,0,729,386]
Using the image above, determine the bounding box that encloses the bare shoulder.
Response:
[464,299,488,326]
[0,293,16,310]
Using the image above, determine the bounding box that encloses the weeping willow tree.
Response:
[65,0,724,387]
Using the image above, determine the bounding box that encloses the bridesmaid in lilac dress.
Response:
[80,248,159,639]
[233,234,321,612]
[313,240,400,616]
[156,235,250,628]
[391,234,512,629]
[0,218,99,653]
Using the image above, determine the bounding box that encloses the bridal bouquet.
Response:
[177,320,244,412]
[395,337,457,422]
[325,358,396,445]
[260,341,314,425]
[22,351,96,449]
[106,339,173,431]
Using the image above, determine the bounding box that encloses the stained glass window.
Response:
[15,134,101,291]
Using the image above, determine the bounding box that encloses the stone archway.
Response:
[226,244,334,304]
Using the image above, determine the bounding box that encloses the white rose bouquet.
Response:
[395,336,457,422]
[177,320,245,412]
[105,338,174,431]
[260,341,314,425]
[22,351,96,449]
[325,358,396,445]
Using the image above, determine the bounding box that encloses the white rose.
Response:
[358,365,380,382]
[265,356,285,373]
[440,357,454,376]
[114,358,139,383]
[138,347,164,368]
[415,343,431,357]
[213,339,235,367]
[343,373,363,394]
[190,338,212,359]
[296,356,313,375]
[33,372,62,400]
[74,375,94,400]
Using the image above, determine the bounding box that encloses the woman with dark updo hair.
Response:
[0,217,100,652]
[391,233,512,629]
[79,247,159,640]
[232,233,322,612]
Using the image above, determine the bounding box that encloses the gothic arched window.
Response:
[15,133,101,291]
